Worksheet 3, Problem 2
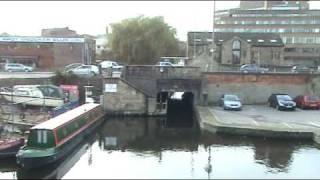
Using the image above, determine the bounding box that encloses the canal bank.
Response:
[2,116,319,179]
[195,105,320,144]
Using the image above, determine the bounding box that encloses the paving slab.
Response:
[196,105,320,143]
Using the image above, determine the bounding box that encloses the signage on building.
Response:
[60,85,79,101]
[105,137,117,146]
[0,36,85,43]
[105,84,117,92]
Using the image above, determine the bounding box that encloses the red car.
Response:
[294,95,320,109]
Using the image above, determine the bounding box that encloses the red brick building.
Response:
[0,28,95,71]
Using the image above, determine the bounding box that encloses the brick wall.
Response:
[202,72,313,104]
[0,42,91,71]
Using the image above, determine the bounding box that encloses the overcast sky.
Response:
[0,1,319,41]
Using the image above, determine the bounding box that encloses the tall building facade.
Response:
[215,0,320,66]
[240,1,309,10]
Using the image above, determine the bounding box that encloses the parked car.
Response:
[68,65,100,77]
[63,63,83,73]
[240,64,269,73]
[99,60,123,70]
[294,95,320,109]
[157,61,175,67]
[268,93,296,111]
[291,65,314,73]
[4,63,33,72]
[219,94,242,110]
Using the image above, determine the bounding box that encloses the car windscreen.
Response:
[224,95,240,101]
[277,95,292,101]
[307,96,320,101]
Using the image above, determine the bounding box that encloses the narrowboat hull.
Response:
[16,114,104,169]
[0,138,25,158]
[17,132,96,179]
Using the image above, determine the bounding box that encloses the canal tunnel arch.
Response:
[156,91,195,127]
[156,79,201,104]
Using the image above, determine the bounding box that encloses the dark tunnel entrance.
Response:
[156,91,195,128]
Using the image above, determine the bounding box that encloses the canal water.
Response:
[0,116,320,179]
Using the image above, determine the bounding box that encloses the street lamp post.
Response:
[212,0,216,72]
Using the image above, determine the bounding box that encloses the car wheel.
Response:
[90,71,96,76]
[25,69,29,72]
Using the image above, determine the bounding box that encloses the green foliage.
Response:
[107,16,180,65]
[51,71,80,86]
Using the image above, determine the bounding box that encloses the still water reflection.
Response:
[0,117,319,179]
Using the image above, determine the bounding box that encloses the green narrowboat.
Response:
[16,103,105,169]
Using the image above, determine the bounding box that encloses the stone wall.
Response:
[102,78,147,115]
[123,65,201,98]
[202,72,313,104]
[220,38,284,66]
[221,37,250,65]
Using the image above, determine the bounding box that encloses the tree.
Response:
[107,16,180,65]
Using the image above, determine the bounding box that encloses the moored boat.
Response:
[16,103,105,169]
[0,138,25,158]
[0,85,65,107]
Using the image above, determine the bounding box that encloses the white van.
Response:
[100,60,123,70]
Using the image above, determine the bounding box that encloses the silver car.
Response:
[69,65,100,77]
[4,63,34,72]
[240,64,269,73]
[219,94,242,110]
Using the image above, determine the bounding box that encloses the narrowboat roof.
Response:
[31,103,101,130]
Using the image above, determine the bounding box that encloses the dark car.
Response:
[268,93,296,111]
[294,95,320,109]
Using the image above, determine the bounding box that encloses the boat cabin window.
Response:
[30,90,42,97]
[38,86,62,98]
[27,129,55,148]
[14,90,30,96]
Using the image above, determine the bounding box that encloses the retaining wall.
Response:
[202,72,315,104]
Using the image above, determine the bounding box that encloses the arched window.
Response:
[232,40,241,64]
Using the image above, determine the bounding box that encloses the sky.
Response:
[0,1,319,41]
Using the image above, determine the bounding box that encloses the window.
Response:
[306,38,314,44]
[37,130,48,144]
[232,40,241,64]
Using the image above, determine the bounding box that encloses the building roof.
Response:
[31,103,101,130]
[188,32,284,47]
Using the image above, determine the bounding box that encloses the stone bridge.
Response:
[122,65,202,103]
[101,65,202,116]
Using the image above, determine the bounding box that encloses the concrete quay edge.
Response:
[195,106,320,144]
